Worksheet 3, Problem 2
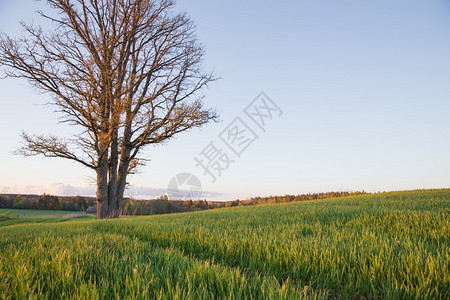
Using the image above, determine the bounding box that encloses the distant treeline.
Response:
[122,196,208,215]
[0,191,367,215]
[122,191,368,215]
[0,194,95,211]
[238,191,367,206]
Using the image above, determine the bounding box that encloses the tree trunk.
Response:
[116,146,131,215]
[107,129,119,217]
[96,156,109,219]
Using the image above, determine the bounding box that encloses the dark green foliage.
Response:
[0,194,94,212]
[0,211,18,220]
[0,191,366,216]
[12,195,24,209]
[242,191,367,206]
[62,201,81,211]
[37,194,61,210]
[0,195,13,208]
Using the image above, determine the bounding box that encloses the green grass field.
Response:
[0,189,449,299]
[0,208,87,218]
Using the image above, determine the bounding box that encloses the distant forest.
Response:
[0,191,367,216]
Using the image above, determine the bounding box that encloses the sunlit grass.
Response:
[1,189,449,298]
[0,208,87,218]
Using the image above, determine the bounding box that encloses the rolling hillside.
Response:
[1,189,449,299]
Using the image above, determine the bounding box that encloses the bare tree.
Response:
[0,0,217,218]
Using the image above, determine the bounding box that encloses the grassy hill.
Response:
[0,208,88,218]
[0,189,449,299]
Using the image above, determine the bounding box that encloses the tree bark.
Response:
[107,129,119,217]
[96,155,109,219]
[116,147,131,216]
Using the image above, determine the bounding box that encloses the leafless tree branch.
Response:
[0,0,218,218]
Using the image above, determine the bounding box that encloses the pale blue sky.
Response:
[0,0,449,200]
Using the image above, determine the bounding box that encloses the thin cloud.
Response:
[0,183,224,200]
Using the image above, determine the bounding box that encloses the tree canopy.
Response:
[0,0,217,218]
